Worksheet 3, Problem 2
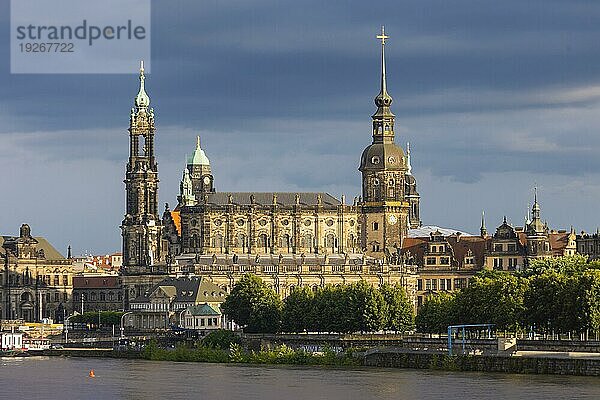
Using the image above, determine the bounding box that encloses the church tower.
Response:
[177,136,214,207]
[525,188,551,261]
[359,28,419,259]
[187,136,214,196]
[121,62,163,273]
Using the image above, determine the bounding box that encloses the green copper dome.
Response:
[187,136,210,166]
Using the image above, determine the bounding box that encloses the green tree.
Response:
[312,285,346,333]
[524,269,600,335]
[454,272,527,330]
[523,270,565,333]
[221,274,283,333]
[380,283,414,332]
[347,281,387,333]
[573,270,600,333]
[70,311,123,327]
[415,292,456,334]
[525,254,592,277]
[282,286,315,333]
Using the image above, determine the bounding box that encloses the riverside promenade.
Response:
[37,333,600,376]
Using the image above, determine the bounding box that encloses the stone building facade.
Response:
[174,253,417,300]
[161,31,420,262]
[406,195,577,306]
[577,231,600,261]
[1,224,73,322]
[120,31,421,308]
[403,230,486,307]
[72,274,123,312]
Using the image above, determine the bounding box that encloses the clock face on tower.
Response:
[203,176,211,185]
[388,215,397,225]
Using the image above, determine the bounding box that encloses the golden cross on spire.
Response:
[376,26,389,45]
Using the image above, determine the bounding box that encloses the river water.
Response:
[1,357,600,400]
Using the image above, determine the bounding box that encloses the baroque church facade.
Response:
[159,30,420,262]
[120,31,421,306]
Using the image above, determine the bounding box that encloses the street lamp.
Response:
[120,311,133,339]
[64,313,76,344]
[179,308,187,330]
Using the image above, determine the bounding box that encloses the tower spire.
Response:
[135,60,150,109]
[374,26,393,114]
[406,142,412,175]
[371,26,395,144]
[532,186,540,218]
[480,210,488,237]
[377,26,389,98]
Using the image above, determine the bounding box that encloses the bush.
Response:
[202,329,240,350]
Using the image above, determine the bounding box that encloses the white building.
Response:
[1,331,24,351]
[181,303,224,332]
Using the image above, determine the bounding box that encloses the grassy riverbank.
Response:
[140,341,360,367]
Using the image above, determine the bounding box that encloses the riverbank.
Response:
[37,345,600,376]
[364,349,600,376]
[38,343,360,367]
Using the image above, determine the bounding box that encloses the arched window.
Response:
[236,233,246,249]
[326,233,336,250]
[280,234,291,252]
[257,234,269,253]
[348,234,355,249]
[212,233,224,250]
[301,233,313,249]
[190,233,201,248]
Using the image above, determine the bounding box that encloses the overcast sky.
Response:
[1,0,600,255]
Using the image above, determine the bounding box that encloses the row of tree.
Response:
[70,311,124,327]
[416,256,600,335]
[222,274,414,333]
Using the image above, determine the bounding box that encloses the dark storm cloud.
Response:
[1,0,600,252]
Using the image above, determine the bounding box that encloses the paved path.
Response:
[515,350,600,360]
